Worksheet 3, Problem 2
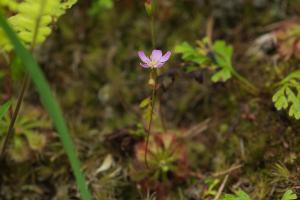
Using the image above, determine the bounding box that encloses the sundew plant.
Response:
[2,0,300,199]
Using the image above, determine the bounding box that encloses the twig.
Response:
[212,164,243,177]
[213,174,229,200]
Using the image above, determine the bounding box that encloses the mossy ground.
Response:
[1,0,300,199]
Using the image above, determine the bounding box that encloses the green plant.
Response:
[203,178,221,198]
[0,69,5,80]
[0,6,92,200]
[220,189,297,200]
[0,109,48,162]
[273,70,300,119]
[89,0,113,16]
[270,163,291,183]
[131,132,188,199]
[134,133,188,180]
[0,0,77,51]
[281,190,297,200]
[0,101,11,120]
[220,190,251,200]
[175,38,258,95]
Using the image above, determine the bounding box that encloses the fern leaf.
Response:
[273,70,300,119]
[0,0,77,51]
[281,190,297,200]
[0,0,18,11]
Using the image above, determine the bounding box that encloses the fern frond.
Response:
[273,70,300,119]
[0,0,18,11]
[0,0,77,51]
[281,190,297,200]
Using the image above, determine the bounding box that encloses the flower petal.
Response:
[159,51,171,62]
[156,62,165,68]
[138,51,150,63]
[150,50,162,62]
[140,63,150,68]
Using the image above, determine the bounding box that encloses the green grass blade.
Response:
[0,13,92,200]
[0,101,11,120]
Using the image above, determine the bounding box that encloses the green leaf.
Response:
[175,42,208,64]
[0,70,4,80]
[281,190,297,200]
[89,0,113,16]
[220,190,251,200]
[140,97,151,108]
[0,0,78,52]
[211,68,232,82]
[24,131,46,151]
[0,13,92,200]
[213,40,233,68]
[273,70,300,120]
[273,87,288,110]
[0,101,11,120]
[209,40,234,83]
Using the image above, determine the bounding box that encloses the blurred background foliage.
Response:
[2,0,300,199]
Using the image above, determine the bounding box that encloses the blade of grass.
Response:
[0,13,92,200]
[0,101,11,120]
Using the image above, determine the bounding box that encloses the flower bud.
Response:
[145,0,153,16]
[148,77,156,87]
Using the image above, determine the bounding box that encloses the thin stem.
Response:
[150,0,166,131]
[144,0,157,167]
[151,14,155,48]
[145,72,157,167]
[158,94,166,131]
[232,70,259,96]
[0,74,30,159]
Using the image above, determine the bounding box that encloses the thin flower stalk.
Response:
[138,49,171,167]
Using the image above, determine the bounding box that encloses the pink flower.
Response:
[138,50,171,68]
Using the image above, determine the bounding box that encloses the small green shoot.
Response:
[203,178,220,198]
